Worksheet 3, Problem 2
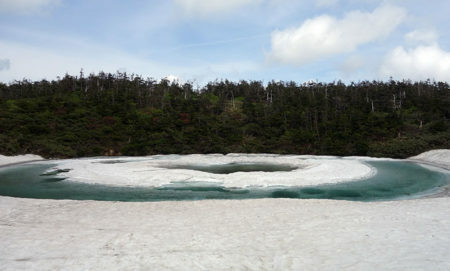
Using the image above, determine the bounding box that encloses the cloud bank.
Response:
[268,4,407,65]
[379,45,450,82]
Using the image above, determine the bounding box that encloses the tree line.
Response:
[0,72,448,158]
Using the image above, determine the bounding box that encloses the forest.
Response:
[0,71,448,159]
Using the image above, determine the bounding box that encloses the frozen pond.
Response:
[0,155,448,202]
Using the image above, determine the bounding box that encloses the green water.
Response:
[0,161,447,202]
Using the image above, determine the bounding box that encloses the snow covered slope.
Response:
[409,149,450,169]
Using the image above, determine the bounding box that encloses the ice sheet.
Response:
[46,154,376,188]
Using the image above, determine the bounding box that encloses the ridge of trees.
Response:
[0,72,448,158]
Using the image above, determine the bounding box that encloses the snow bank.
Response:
[409,149,450,168]
[48,154,376,188]
[0,154,43,167]
[0,196,449,270]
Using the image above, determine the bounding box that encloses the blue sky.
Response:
[0,0,449,85]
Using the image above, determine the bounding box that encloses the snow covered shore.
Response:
[409,149,450,170]
[0,150,449,269]
[0,196,449,270]
[0,154,43,167]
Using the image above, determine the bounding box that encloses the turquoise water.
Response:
[0,161,448,202]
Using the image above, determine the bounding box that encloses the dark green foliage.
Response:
[0,73,448,158]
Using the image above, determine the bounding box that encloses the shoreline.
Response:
[406,158,450,171]
[0,154,45,168]
[0,159,47,169]
[411,159,450,199]
[402,158,450,199]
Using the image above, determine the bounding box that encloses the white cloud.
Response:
[0,0,59,14]
[268,4,407,65]
[379,45,450,82]
[404,29,438,45]
[174,0,261,16]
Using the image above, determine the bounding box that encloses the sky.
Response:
[0,0,449,85]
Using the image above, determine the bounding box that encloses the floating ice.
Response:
[47,154,376,188]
